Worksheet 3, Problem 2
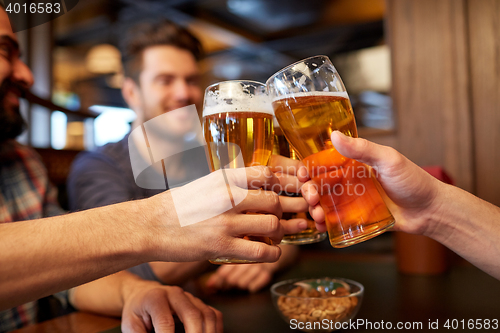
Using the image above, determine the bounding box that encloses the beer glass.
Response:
[203,80,275,263]
[273,119,327,245]
[267,56,395,248]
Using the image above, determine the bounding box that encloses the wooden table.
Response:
[11,312,120,333]
[12,251,500,333]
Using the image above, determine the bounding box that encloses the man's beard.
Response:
[0,79,26,143]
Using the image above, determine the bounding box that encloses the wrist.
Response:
[77,199,160,269]
[120,272,161,307]
[123,198,164,263]
[422,181,470,243]
[421,181,448,239]
[138,192,180,262]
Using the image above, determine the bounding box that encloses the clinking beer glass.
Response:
[203,80,275,263]
[266,55,395,248]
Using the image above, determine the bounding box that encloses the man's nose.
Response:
[172,80,190,102]
[12,59,34,90]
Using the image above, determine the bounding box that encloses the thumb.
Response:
[330,131,392,169]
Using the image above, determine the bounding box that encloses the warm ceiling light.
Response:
[67,121,85,136]
[85,44,122,74]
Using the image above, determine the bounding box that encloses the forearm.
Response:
[0,167,294,309]
[0,198,155,310]
[426,183,500,279]
[70,271,155,317]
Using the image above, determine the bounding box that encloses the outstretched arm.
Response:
[0,166,306,310]
[0,199,153,311]
[303,131,500,279]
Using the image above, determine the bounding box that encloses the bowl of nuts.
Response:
[270,277,364,332]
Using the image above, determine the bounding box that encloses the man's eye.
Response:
[0,45,11,58]
[158,77,173,85]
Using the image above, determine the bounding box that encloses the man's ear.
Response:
[122,77,141,111]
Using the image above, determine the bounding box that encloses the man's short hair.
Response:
[121,20,203,83]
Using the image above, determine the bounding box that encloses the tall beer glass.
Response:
[203,80,274,264]
[267,56,395,248]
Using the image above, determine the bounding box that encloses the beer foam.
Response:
[203,81,273,117]
[271,91,349,102]
[203,98,273,116]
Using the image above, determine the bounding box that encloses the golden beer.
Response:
[203,111,274,171]
[272,92,394,248]
[203,80,275,264]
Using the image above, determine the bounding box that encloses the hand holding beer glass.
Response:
[267,56,395,248]
[203,80,275,263]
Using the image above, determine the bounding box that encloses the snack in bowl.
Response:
[271,277,364,332]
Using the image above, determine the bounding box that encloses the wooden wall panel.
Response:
[386,0,474,192]
[468,0,500,206]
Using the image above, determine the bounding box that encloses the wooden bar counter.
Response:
[12,249,500,333]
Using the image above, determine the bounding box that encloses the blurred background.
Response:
[17,0,500,255]
[20,0,391,152]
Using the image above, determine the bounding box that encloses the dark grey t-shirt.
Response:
[68,135,165,209]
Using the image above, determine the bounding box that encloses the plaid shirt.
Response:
[0,140,65,332]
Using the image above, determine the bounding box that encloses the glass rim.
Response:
[205,79,266,93]
[265,55,331,85]
[202,79,271,117]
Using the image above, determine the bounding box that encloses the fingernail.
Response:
[302,186,308,197]
[332,131,350,141]
[298,166,308,179]
[309,184,317,196]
